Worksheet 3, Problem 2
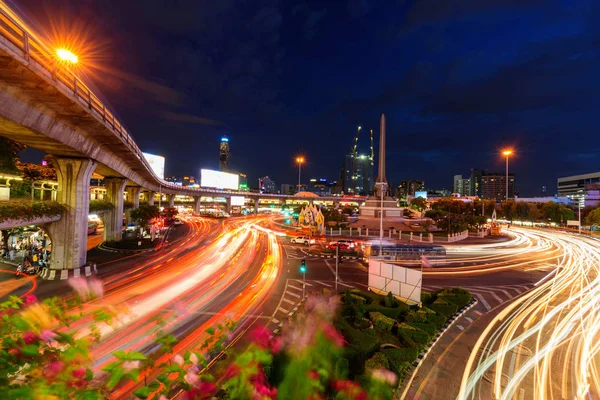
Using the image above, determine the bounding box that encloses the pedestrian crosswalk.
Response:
[283,245,311,260]
[423,283,533,313]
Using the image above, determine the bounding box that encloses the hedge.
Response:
[89,200,114,213]
[366,302,409,320]
[428,303,458,318]
[382,347,419,364]
[0,201,65,223]
[369,312,395,331]
[437,288,472,308]
[364,352,389,373]
[336,317,380,375]
[425,314,447,330]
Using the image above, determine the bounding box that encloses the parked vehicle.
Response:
[291,236,315,245]
[87,222,97,235]
[327,242,350,250]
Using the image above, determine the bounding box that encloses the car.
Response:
[173,219,183,225]
[329,239,356,248]
[87,222,97,235]
[327,242,350,250]
[291,236,315,245]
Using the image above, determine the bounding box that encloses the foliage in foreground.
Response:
[0,281,397,399]
[0,201,66,223]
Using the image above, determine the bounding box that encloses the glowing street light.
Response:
[295,156,305,191]
[502,149,513,201]
[56,48,78,64]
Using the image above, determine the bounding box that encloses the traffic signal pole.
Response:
[335,245,339,293]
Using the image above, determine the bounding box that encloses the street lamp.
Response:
[502,149,513,201]
[295,156,305,191]
[56,48,78,64]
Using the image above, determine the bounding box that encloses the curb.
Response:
[271,297,305,336]
[313,254,361,260]
[38,264,98,280]
[97,243,158,254]
[398,297,479,399]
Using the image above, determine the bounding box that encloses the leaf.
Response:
[149,382,161,391]
[21,344,39,357]
[127,351,147,361]
[84,368,94,381]
[113,350,128,360]
[205,327,215,335]
[156,373,168,383]
[133,387,150,399]
[106,368,124,390]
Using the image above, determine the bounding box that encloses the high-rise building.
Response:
[165,176,177,183]
[342,154,374,195]
[281,184,295,195]
[259,176,276,193]
[238,173,248,191]
[182,176,195,187]
[309,178,330,196]
[453,175,471,196]
[396,180,425,200]
[481,172,515,200]
[219,136,230,171]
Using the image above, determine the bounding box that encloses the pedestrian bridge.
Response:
[0,4,365,274]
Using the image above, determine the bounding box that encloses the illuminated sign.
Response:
[415,191,427,199]
[230,196,245,206]
[142,152,165,180]
[200,169,239,190]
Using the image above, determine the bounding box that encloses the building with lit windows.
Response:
[396,180,425,200]
[480,172,515,200]
[259,176,277,193]
[453,175,471,196]
[182,176,195,187]
[219,136,230,171]
[342,154,373,195]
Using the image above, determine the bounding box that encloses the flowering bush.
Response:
[0,283,397,399]
[89,200,114,213]
[0,201,65,224]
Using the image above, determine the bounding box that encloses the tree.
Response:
[163,207,178,218]
[130,205,160,229]
[409,197,427,215]
[0,137,26,174]
[585,207,600,226]
[541,202,574,224]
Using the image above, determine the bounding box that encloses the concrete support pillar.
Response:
[194,197,201,214]
[127,186,142,209]
[147,191,155,206]
[103,177,128,242]
[168,194,175,208]
[254,199,259,214]
[45,158,96,270]
[225,197,232,213]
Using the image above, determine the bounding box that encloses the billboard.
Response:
[142,152,165,180]
[230,196,245,206]
[201,169,239,190]
[415,191,427,199]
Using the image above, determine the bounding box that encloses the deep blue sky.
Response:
[11,0,600,196]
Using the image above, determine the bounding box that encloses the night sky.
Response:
[11,0,600,196]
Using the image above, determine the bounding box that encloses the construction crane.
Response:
[351,126,374,194]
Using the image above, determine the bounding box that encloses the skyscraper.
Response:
[219,136,230,171]
[342,154,373,195]
[397,180,425,200]
[259,176,276,193]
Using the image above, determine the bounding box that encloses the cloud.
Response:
[162,112,225,127]
[108,70,185,107]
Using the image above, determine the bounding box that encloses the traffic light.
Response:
[299,259,306,273]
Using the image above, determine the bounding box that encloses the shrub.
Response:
[437,288,472,308]
[406,322,437,336]
[364,352,389,373]
[420,291,434,305]
[369,312,396,331]
[336,317,380,376]
[0,201,66,223]
[384,292,399,308]
[89,200,114,212]
[425,314,447,329]
[382,347,419,364]
[344,293,367,305]
[429,303,458,318]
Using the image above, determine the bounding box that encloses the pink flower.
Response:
[23,294,37,305]
[322,323,345,347]
[68,277,104,301]
[173,354,184,367]
[249,325,271,349]
[224,364,240,379]
[122,360,140,372]
[184,371,200,386]
[198,381,217,394]
[308,371,319,380]
[72,368,86,380]
[371,368,397,386]
[45,361,64,379]
[189,352,199,365]
[174,301,188,316]
[23,331,38,344]
[39,329,58,342]
[270,336,283,353]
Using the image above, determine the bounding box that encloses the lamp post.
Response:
[578,194,585,234]
[56,48,79,64]
[295,156,305,191]
[502,150,513,201]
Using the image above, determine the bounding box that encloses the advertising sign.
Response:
[230,196,245,206]
[200,169,239,190]
[415,191,427,199]
[142,152,165,180]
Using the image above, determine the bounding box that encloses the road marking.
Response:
[313,280,332,287]
[464,317,473,323]
[292,279,312,286]
[287,291,301,298]
[497,289,513,299]
[488,290,504,303]
[474,293,491,311]
[324,260,343,282]
[474,310,483,316]
[271,318,280,324]
[457,325,465,331]
[278,307,290,314]
[282,298,296,305]
[337,282,356,288]
[288,284,303,291]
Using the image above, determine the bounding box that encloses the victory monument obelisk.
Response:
[352,114,402,227]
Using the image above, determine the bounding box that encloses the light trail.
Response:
[457,227,600,400]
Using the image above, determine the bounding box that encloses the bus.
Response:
[363,243,446,260]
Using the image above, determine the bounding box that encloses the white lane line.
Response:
[278,307,290,314]
[282,298,296,305]
[465,317,473,323]
[497,289,513,299]
[292,279,313,286]
[288,284,303,291]
[474,293,491,311]
[474,310,483,316]
[287,291,301,298]
[488,291,504,303]
[457,325,465,331]
[314,280,333,287]
[324,260,343,282]
[271,318,280,324]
